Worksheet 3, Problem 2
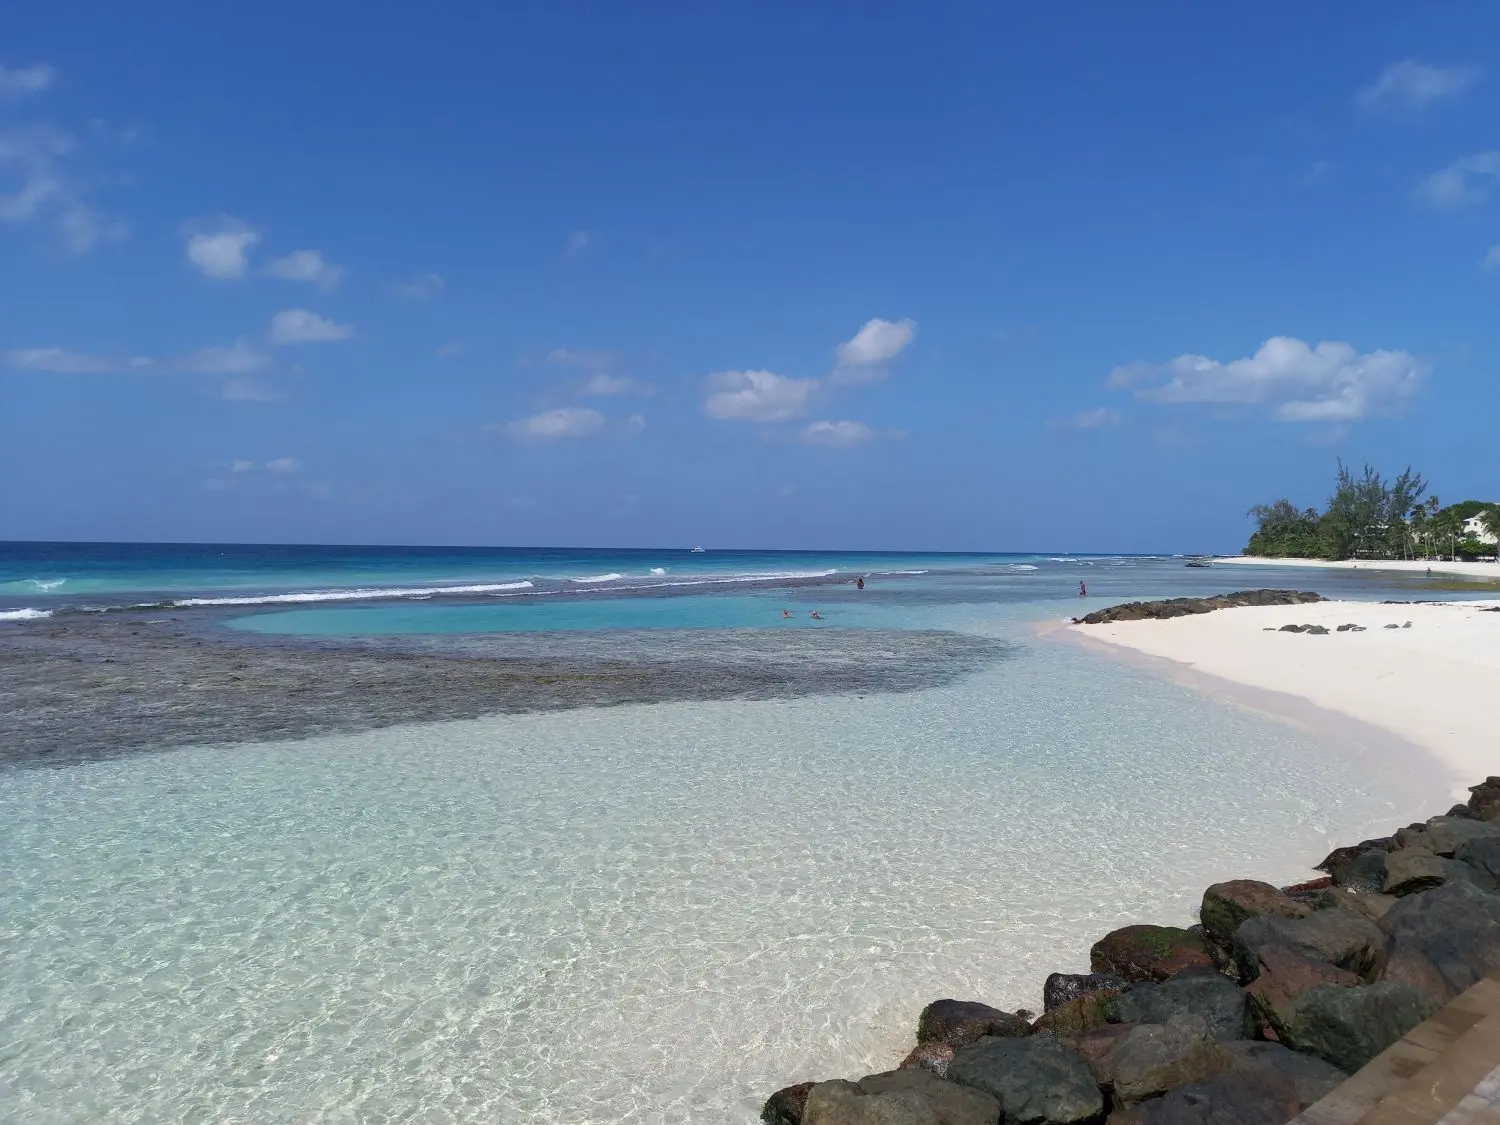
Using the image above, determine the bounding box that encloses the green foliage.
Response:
[1245,462,1428,560]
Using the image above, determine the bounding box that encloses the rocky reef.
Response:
[1075,590,1324,626]
[762,778,1500,1125]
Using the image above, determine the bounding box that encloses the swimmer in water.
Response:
[810,611,823,620]
[782,609,791,618]
[856,576,865,590]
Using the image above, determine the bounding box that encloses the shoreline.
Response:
[1214,555,1500,583]
[1056,597,1500,803]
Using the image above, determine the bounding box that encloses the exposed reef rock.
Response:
[1074,590,1324,625]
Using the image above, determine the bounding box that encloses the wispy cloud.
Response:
[565,229,591,258]
[0,122,126,253]
[266,249,344,291]
[1359,60,1480,112]
[1055,407,1124,430]
[4,339,271,377]
[174,339,271,375]
[0,63,55,96]
[798,420,876,446]
[1109,336,1426,423]
[1417,151,1500,208]
[267,309,354,346]
[504,406,606,440]
[231,456,301,474]
[391,272,444,301]
[830,317,917,386]
[184,220,259,279]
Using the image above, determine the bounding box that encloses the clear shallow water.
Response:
[0,546,1468,1122]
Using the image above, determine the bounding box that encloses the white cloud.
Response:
[1064,407,1124,429]
[582,373,652,396]
[704,369,818,421]
[392,272,444,301]
[831,317,917,384]
[547,347,617,372]
[1417,151,1500,208]
[622,412,646,435]
[505,406,606,440]
[565,229,591,257]
[5,339,272,378]
[1484,246,1500,271]
[1359,60,1480,111]
[266,249,344,291]
[1110,336,1427,423]
[268,309,354,346]
[0,64,54,96]
[185,223,260,279]
[799,420,875,446]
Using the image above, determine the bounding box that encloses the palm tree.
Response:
[1482,507,1500,563]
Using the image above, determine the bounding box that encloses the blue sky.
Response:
[2,3,1498,552]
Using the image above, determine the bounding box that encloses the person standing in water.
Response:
[856,576,865,590]
[1079,581,1087,597]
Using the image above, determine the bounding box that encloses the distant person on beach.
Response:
[1079,582,1087,597]
[856,576,865,590]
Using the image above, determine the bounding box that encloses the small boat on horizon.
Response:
[690,545,706,553]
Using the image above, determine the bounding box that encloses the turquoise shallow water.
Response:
[0,548,1465,1123]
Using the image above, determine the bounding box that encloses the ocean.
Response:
[0,543,1470,1122]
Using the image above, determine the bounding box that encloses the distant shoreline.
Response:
[1215,555,1500,582]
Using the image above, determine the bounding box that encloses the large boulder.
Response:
[1106,974,1252,1042]
[1378,944,1458,1006]
[1090,925,1215,983]
[1417,816,1500,857]
[917,999,1031,1048]
[948,1035,1105,1124]
[1106,1068,1302,1125]
[1311,885,1398,923]
[1043,972,1126,1013]
[1232,908,1385,981]
[1318,844,1391,894]
[1220,1040,1347,1109]
[1092,1013,1232,1106]
[1378,878,1500,994]
[1456,836,1500,883]
[1315,837,1392,876]
[1199,880,1310,955]
[1272,981,1440,1073]
[1383,848,1449,896]
[899,1042,955,1079]
[1243,944,1360,1038]
[803,1069,1000,1125]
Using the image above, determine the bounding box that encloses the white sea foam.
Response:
[173,581,535,607]
[28,578,67,590]
[650,568,667,575]
[0,607,51,621]
[569,573,624,583]
[1009,564,1039,571]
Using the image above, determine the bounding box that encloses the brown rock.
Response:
[1313,885,1398,922]
[804,1070,1000,1125]
[915,999,1030,1047]
[899,1042,955,1079]
[1066,1022,1138,1073]
[1091,925,1215,983]
[762,1081,815,1125]
[1380,945,1459,1006]
[1200,880,1311,954]
[1383,848,1448,896]
[1244,944,1360,1039]
[1033,990,1123,1036]
[1467,777,1500,821]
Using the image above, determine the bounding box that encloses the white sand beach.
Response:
[1216,555,1500,582]
[1069,599,1500,797]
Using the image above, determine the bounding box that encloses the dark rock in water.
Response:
[1244,944,1360,1038]
[898,1041,955,1079]
[802,1069,1000,1125]
[1221,1040,1347,1109]
[1419,815,1500,857]
[916,999,1031,1047]
[1378,878,1500,995]
[1090,925,1215,983]
[1199,880,1310,955]
[1383,848,1450,896]
[1091,1013,1232,1106]
[762,1081,815,1125]
[1034,990,1122,1036]
[1043,972,1127,1013]
[1280,876,1334,899]
[1108,1068,1303,1125]
[1447,804,1480,821]
[1468,776,1500,821]
[1315,837,1392,876]
[1076,590,1323,626]
[948,1035,1105,1124]
[1271,981,1440,1073]
[1107,974,1252,1042]
[1455,835,1500,882]
[1233,910,1385,982]
[1325,848,1391,894]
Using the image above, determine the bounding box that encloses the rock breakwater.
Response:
[762,778,1500,1125]
[1075,590,1324,626]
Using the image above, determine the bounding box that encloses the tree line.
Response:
[1246,462,1500,561]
